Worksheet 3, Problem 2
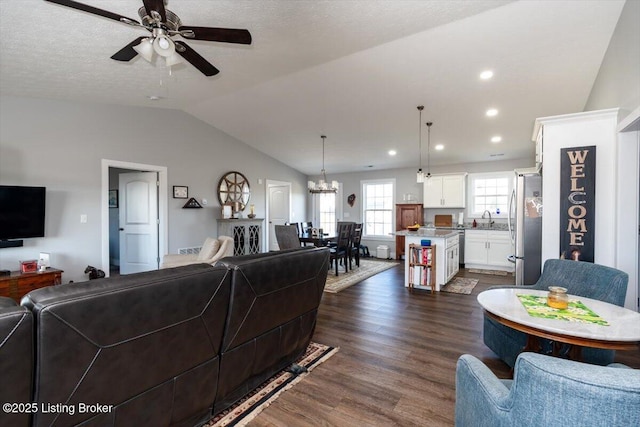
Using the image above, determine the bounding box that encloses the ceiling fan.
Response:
[44,0,252,76]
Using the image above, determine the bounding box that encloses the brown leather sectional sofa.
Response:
[0,247,329,427]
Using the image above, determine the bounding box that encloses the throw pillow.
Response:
[197,238,220,261]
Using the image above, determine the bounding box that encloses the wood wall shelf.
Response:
[182,198,203,208]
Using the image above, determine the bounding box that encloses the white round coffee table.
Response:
[478,288,640,360]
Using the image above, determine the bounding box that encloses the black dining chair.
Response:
[285,222,301,236]
[275,225,301,250]
[348,223,363,269]
[329,222,353,276]
[301,221,313,235]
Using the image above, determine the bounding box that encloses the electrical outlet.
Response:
[80,214,87,223]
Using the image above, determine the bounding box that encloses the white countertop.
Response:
[395,229,459,238]
[477,288,640,342]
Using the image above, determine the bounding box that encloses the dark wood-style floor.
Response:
[250,262,640,426]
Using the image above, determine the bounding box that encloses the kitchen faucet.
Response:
[482,210,494,227]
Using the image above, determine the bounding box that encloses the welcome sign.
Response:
[560,145,596,262]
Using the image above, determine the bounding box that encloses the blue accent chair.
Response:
[483,259,628,367]
[455,353,640,427]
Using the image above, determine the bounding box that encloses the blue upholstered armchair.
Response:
[455,353,640,427]
[483,259,628,367]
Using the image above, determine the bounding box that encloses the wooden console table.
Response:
[0,268,63,302]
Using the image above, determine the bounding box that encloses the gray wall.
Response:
[585,0,640,122]
[0,95,307,282]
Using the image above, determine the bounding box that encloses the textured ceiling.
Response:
[0,0,626,175]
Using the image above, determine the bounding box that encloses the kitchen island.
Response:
[396,229,460,292]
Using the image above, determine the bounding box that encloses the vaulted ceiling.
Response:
[0,0,626,174]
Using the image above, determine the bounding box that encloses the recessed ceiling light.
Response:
[491,136,502,143]
[480,70,494,80]
[435,144,444,151]
[147,95,165,101]
[486,108,498,117]
[388,150,397,156]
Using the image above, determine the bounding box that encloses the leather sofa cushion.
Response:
[0,297,32,427]
[22,264,231,427]
[216,247,329,351]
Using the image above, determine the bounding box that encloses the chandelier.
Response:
[308,135,339,193]
[416,105,425,183]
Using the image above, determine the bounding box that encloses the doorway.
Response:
[266,180,291,251]
[101,159,168,277]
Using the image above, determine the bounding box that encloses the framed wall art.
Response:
[173,186,188,199]
[108,190,118,208]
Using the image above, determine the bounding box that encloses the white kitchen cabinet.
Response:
[464,230,513,271]
[423,174,466,208]
[445,236,460,283]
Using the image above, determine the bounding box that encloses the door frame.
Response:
[265,179,292,252]
[101,159,168,277]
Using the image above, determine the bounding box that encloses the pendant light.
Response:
[416,106,425,183]
[425,121,433,179]
[308,135,339,193]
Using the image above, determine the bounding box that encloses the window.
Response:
[316,192,337,232]
[362,179,395,239]
[311,185,342,233]
[467,172,512,217]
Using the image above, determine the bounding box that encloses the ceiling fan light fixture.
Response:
[133,38,155,62]
[165,51,183,67]
[153,35,175,57]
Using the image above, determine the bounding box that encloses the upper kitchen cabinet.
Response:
[423,173,467,208]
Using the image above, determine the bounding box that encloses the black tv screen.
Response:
[0,185,46,240]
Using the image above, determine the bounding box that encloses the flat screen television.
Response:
[0,185,46,242]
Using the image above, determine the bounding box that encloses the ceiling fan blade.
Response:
[44,0,139,24]
[174,41,219,76]
[111,37,146,62]
[142,0,167,22]
[178,26,252,45]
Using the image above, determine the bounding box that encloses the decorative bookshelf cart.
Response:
[408,244,436,293]
[400,229,459,292]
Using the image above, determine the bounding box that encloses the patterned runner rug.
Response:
[440,277,479,294]
[324,259,399,293]
[205,342,338,427]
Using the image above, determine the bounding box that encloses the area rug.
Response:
[205,342,338,427]
[468,268,510,276]
[324,258,399,293]
[440,277,479,294]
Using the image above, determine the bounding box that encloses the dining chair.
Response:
[285,222,301,236]
[301,221,313,235]
[348,223,363,269]
[274,225,302,250]
[329,222,353,276]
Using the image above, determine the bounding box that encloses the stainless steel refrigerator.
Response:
[508,168,542,286]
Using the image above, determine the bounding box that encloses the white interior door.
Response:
[268,183,291,251]
[119,172,159,274]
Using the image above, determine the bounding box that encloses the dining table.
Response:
[299,232,334,247]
